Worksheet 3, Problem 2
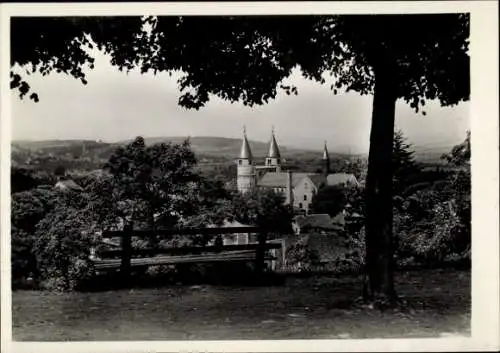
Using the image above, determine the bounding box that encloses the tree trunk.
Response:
[364,65,398,306]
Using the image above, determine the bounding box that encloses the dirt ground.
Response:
[11,269,470,341]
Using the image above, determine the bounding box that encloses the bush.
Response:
[330,227,365,274]
[34,207,97,291]
[285,236,320,272]
[394,194,470,267]
[11,187,60,286]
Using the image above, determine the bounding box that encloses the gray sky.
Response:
[12,50,470,154]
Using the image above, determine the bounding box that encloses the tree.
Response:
[392,130,420,196]
[11,14,470,305]
[179,176,235,246]
[231,188,294,274]
[11,167,39,193]
[11,187,60,284]
[442,130,471,167]
[10,17,145,101]
[310,185,348,217]
[54,165,66,178]
[34,204,98,291]
[92,136,198,245]
[442,132,471,258]
[393,132,471,267]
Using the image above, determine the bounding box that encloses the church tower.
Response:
[265,127,282,172]
[237,126,256,193]
[322,140,330,176]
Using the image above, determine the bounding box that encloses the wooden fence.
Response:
[91,225,283,277]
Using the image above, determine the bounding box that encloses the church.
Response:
[236,128,359,214]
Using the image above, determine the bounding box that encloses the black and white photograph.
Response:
[1,1,498,352]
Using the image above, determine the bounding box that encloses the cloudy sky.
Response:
[12,50,470,154]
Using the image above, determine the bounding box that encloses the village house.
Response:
[292,212,346,235]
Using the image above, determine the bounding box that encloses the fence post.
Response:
[255,230,267,277]
[120,222,133,282]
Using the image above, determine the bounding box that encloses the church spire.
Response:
[322,141,330,176]
[267,126,281,159]
[322,140,329,160]
[239,125,253,160]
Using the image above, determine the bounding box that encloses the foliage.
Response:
[11,187,60,282]
[54,165,66,177]
[33,205,98,291]
[11,16,145,101]
[12,15,469,110]
[310,184,348,217]
[394,195,469,265]
[441,130,471,167]
[11,167,39,193]
[11,15,470,301]
[179,177,234,245]
[96,136,198,234]
[285,237,320,272]
[334,227,366,274]
[197,163,237,185]
[393,132,471,266]
[231,188,294,235]
[336,158,368,183]
[392,130,420,196]
[11,167,57,193]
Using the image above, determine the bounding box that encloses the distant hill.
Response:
[412,145,455,164]
[12,136,352,161]
[12,137,454,163]
[140,136,274,159]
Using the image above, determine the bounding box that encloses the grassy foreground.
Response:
[12,269,470,341]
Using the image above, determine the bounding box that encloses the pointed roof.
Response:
[322,141,329,160]
[239,126,253,160]
[267,128,281,158]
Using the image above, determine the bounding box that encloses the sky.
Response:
[12,51,470,154]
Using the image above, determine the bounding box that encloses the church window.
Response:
[299,203,303,209]
[303,195,307,201]
[238,160,242,165]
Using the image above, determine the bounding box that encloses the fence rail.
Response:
[97,242,282,259]
[94,251,277,270]
[101,226,263,238]
[92,226,281,277]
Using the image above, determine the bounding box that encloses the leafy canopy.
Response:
[12,15,469,112]
[91,136,198,230]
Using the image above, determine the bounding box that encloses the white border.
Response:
[1,2,499,352]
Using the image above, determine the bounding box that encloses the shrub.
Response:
[394,196,470,266]
[331,227,365,274]
[34,207,97,291]
[285,236,320,272]
[11,187,60,285]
